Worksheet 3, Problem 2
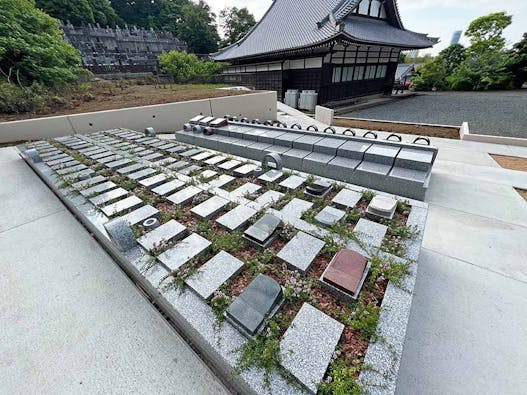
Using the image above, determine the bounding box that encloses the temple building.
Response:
[212,0,437,106]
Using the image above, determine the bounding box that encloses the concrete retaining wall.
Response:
[0,91,277,143]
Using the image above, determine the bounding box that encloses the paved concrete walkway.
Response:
[277,104,527,394]
[0,147,230,394]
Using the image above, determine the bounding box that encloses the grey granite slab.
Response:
[90,151,114,160]
[50,160,79,170]
[364,144,401,165]
[98,155,123,164]
[198,170,217,180]
[128,168,157,181]
[205,155,227,165]
[191,196,229,219]
[139,174,168,188]
[337,140,372,159]
[234,164,259,176]
[106,158,133,169]
[137,220,187,251]
[117,163,146,175]
[158,233,211,271]
[218,159,242,170]
[80,181,117,196]
[244,214,281,247]
[152,157,177,166]
[186,251,244,300]
[315,206,346,226]
[280,198,313,219]
[255,190,284,207]
[101,195,143,217]
[137,149,154,157]
[72,176,106,189]
[157,143,177,150]
[181,148,203,157]
[314,137,345,155]
[119,205,159,226]
[258,169,283,183]
[179,165,202,176]
[207,175,235,189]
[230,183,261,198]
[62,169,95,181]
[167,186,202,206]
[279,175,305,190]
[292,135,323,151]
[216,205,257,231]
[167,146,187,154]
[332,189,363,209]
[278,230,325,271]
[279,303,344,394]
[168,161,189,170]
[191,151,215,161]
[353,218,388,248]
[152,179,185,196]
[56,164,87,175]
[226,274,283,338]
[142,152,164,161]
[90,187,128,206]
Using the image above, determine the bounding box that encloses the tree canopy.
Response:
[220,7,256,47]
[412,12,523,91]
[159,50,224,82]
[35,0,122,27]
[0,0,84,86]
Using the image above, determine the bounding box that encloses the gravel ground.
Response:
[342,91,527,138]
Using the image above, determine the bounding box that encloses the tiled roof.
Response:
[213,0,436,61]
[342,16,436,48]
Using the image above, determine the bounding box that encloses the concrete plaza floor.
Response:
[2,109,527,394]
[277,104,527,394]
[0,147,229,394]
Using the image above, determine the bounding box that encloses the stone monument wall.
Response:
[61,21,186,75]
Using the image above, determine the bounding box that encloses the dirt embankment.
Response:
[0,81,250,122]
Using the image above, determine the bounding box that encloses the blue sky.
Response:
[206,0,527,55]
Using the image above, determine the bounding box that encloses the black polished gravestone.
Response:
[243,214,281,249]
[305,179,333,198]
[226,274,283,338]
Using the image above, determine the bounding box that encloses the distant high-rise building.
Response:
[450,30,462,45]
[408,49,419,58]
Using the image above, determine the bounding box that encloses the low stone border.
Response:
[18,134,428,395]
[460,121,527,147]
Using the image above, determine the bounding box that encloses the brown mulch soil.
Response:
[333,117,461,139]
[0,81,250,122]
[515,188,527,201]
[490,154,527,172]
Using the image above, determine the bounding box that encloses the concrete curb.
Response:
[460,121,527,147]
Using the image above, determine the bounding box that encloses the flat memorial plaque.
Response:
[226,274,283,337]
[321,249,369,299]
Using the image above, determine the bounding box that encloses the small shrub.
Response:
[210,289,232,323]
[318,359,362,395]
[350,299,381,341]
[361,190,375,203]
[212,232,245,253]
[396,199,411,215]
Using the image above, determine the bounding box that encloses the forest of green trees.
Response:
[0,0,256,113]
[410,13,526,91]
